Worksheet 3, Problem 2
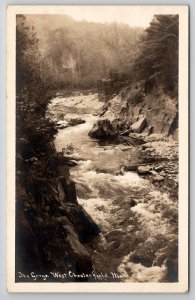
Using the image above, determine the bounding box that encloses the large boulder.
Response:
[89,119,117,139]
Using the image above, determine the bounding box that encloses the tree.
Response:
[134,15,179,94]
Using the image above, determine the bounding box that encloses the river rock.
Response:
[56,120,69,129]
[115,135,145,146]
[153,174,164,182]
[128,198,137,207]
[65,160,78,167]
[137,165,151,174]
[124,164,139,171]
[154,164,164,172]
[142,143,152,149]
[130,250,154,268]
[149,169,158,176]
[89,119,116,139]
[68,118,86,126]
[130,116,146,133]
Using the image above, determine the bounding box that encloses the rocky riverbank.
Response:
[89,81,178,139]
[88,80,179,200]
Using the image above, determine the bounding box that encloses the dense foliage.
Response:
[16,15,57,182]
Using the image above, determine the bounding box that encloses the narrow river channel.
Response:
[47,94,178,282]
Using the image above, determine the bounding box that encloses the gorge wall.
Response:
[90,81,178,140]
[16,139,100,282]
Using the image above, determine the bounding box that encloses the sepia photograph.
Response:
[7,5,188,293]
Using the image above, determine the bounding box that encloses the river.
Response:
[47,94,178,282]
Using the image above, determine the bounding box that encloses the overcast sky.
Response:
[58,6,155,28]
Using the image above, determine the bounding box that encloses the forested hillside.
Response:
[24,14,178,96]
[25,14,144,89]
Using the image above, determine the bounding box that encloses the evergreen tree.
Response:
[134,15,179,94]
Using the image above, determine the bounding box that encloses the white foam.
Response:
[78,197,115,230]
[118,253,166,282]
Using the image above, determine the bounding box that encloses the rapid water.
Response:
[48,95,178,282]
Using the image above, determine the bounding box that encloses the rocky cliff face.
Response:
[15,164,100,282]
[89,81,178,139]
